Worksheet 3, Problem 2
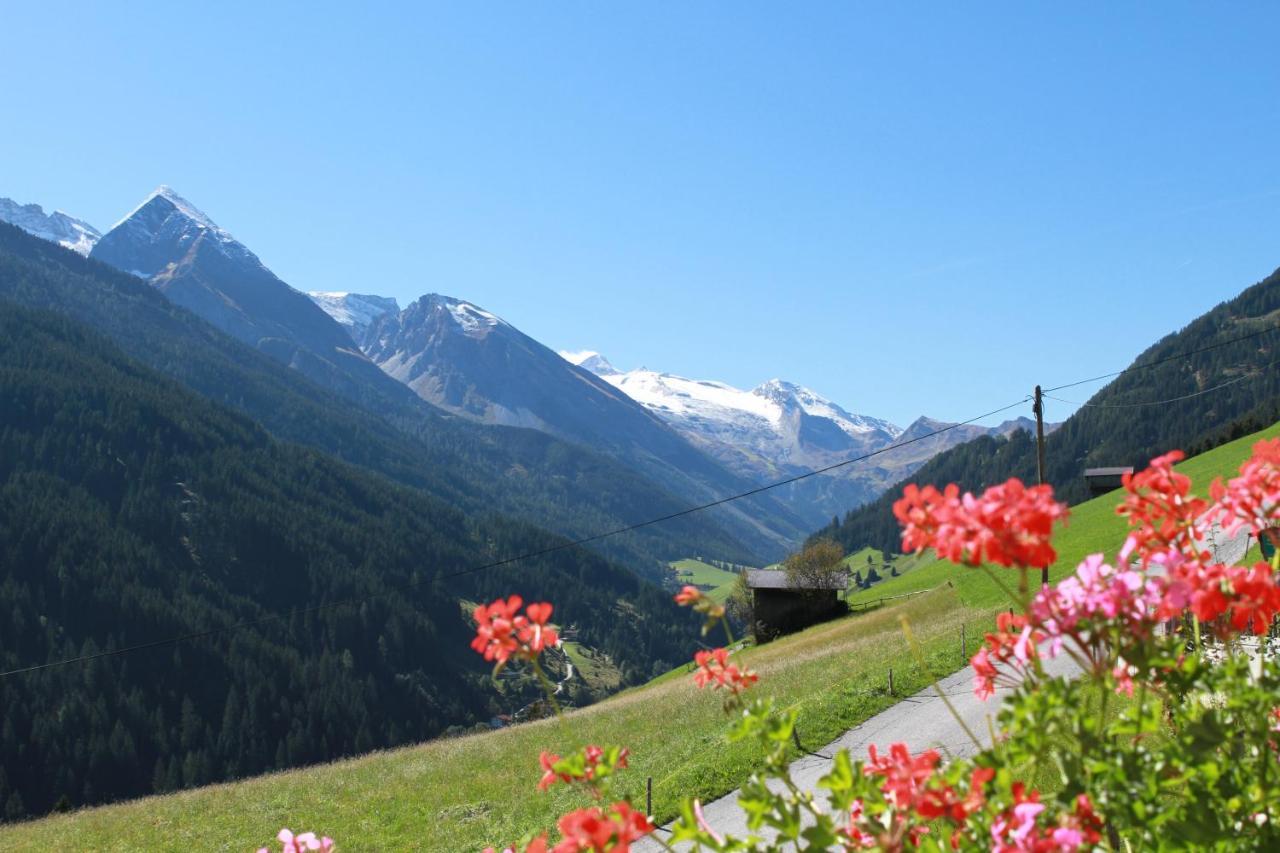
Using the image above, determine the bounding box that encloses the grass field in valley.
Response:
[3,422,1274,851]
[669,557,740,602]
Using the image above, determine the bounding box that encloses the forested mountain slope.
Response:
[359,293,809,551]
[83,190,803,560]
[816,266,1280,554]
[0,302,699,820]
[0,223,771,574]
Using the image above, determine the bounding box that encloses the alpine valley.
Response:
[0,185,1050,820]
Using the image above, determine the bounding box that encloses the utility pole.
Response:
[1033,385,1048,586]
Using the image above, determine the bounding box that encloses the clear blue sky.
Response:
[4,3,1279,428]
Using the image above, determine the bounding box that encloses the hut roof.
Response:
[1084,466,1134,477]
[744,569,848,591]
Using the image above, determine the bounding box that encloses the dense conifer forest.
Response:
[815,267,1280,554]
[0,223,770,578]
[0,302,700,820]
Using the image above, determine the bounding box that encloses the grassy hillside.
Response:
[848,420,1280,608]
[4,421,1273,852]
[1,589,985,851]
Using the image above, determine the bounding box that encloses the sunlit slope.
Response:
[848,421,1280,609]
[0,589,983,852]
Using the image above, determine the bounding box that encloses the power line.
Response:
[1043,359,1278,410]
[1042,323,1278,393]
[0,396,1033,679]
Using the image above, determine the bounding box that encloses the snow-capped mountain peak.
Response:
[111,185,220,233]
[308,292,400,338]
[95,185,263,279]
[563,353,904,476]
[559,350,619,376]
[0,197,101,255]
[752,378,902,438]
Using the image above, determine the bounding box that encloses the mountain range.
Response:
[0,190,799,566]
[559,351,1052,526]
[0,189,1057,533]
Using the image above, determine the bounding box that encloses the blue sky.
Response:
[4,3,1279,428]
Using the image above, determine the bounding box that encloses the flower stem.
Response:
[979,563,1028,611]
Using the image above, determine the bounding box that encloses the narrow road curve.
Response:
[637,652,1081,850]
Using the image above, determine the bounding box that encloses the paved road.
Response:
[636,652,1082,851]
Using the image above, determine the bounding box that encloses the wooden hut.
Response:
[1084,466,1133,497]
[744,568,849,642]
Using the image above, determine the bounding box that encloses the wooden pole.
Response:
[646,776,653,816]
[1033,385,1049,586]
[888,666,894,696]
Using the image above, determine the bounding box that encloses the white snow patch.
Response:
[559,350,619,376]
[0,198,101,255]
[308,292,400,332]
[444,300,504,335]
[569,352,903,462]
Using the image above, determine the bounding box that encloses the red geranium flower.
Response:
[894,479,1067,570]
[554,802,653,852]
[674,585,702,605]
[692,648,757,694]
[471,595,526,664]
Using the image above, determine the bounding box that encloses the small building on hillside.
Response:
[1084,466,1133,497]
[745,569,849,642]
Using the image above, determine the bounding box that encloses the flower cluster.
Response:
[846,741,1101,853]
[258,829,333,853]
[487,803,653,853]
[949,441,1280,703]
[1116,450,1208,562]
[1210,437,1280,539]
[537,745,630,794]
[470,595,559,671]
[894,478,1068,569]
[1030,553,1161,640]
[970,612,1043,701]
[989,788,1101,853]
[693,647,758,696]
[1116,442,1280,636]
[878,747,989,831]
[554,803,653,852]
